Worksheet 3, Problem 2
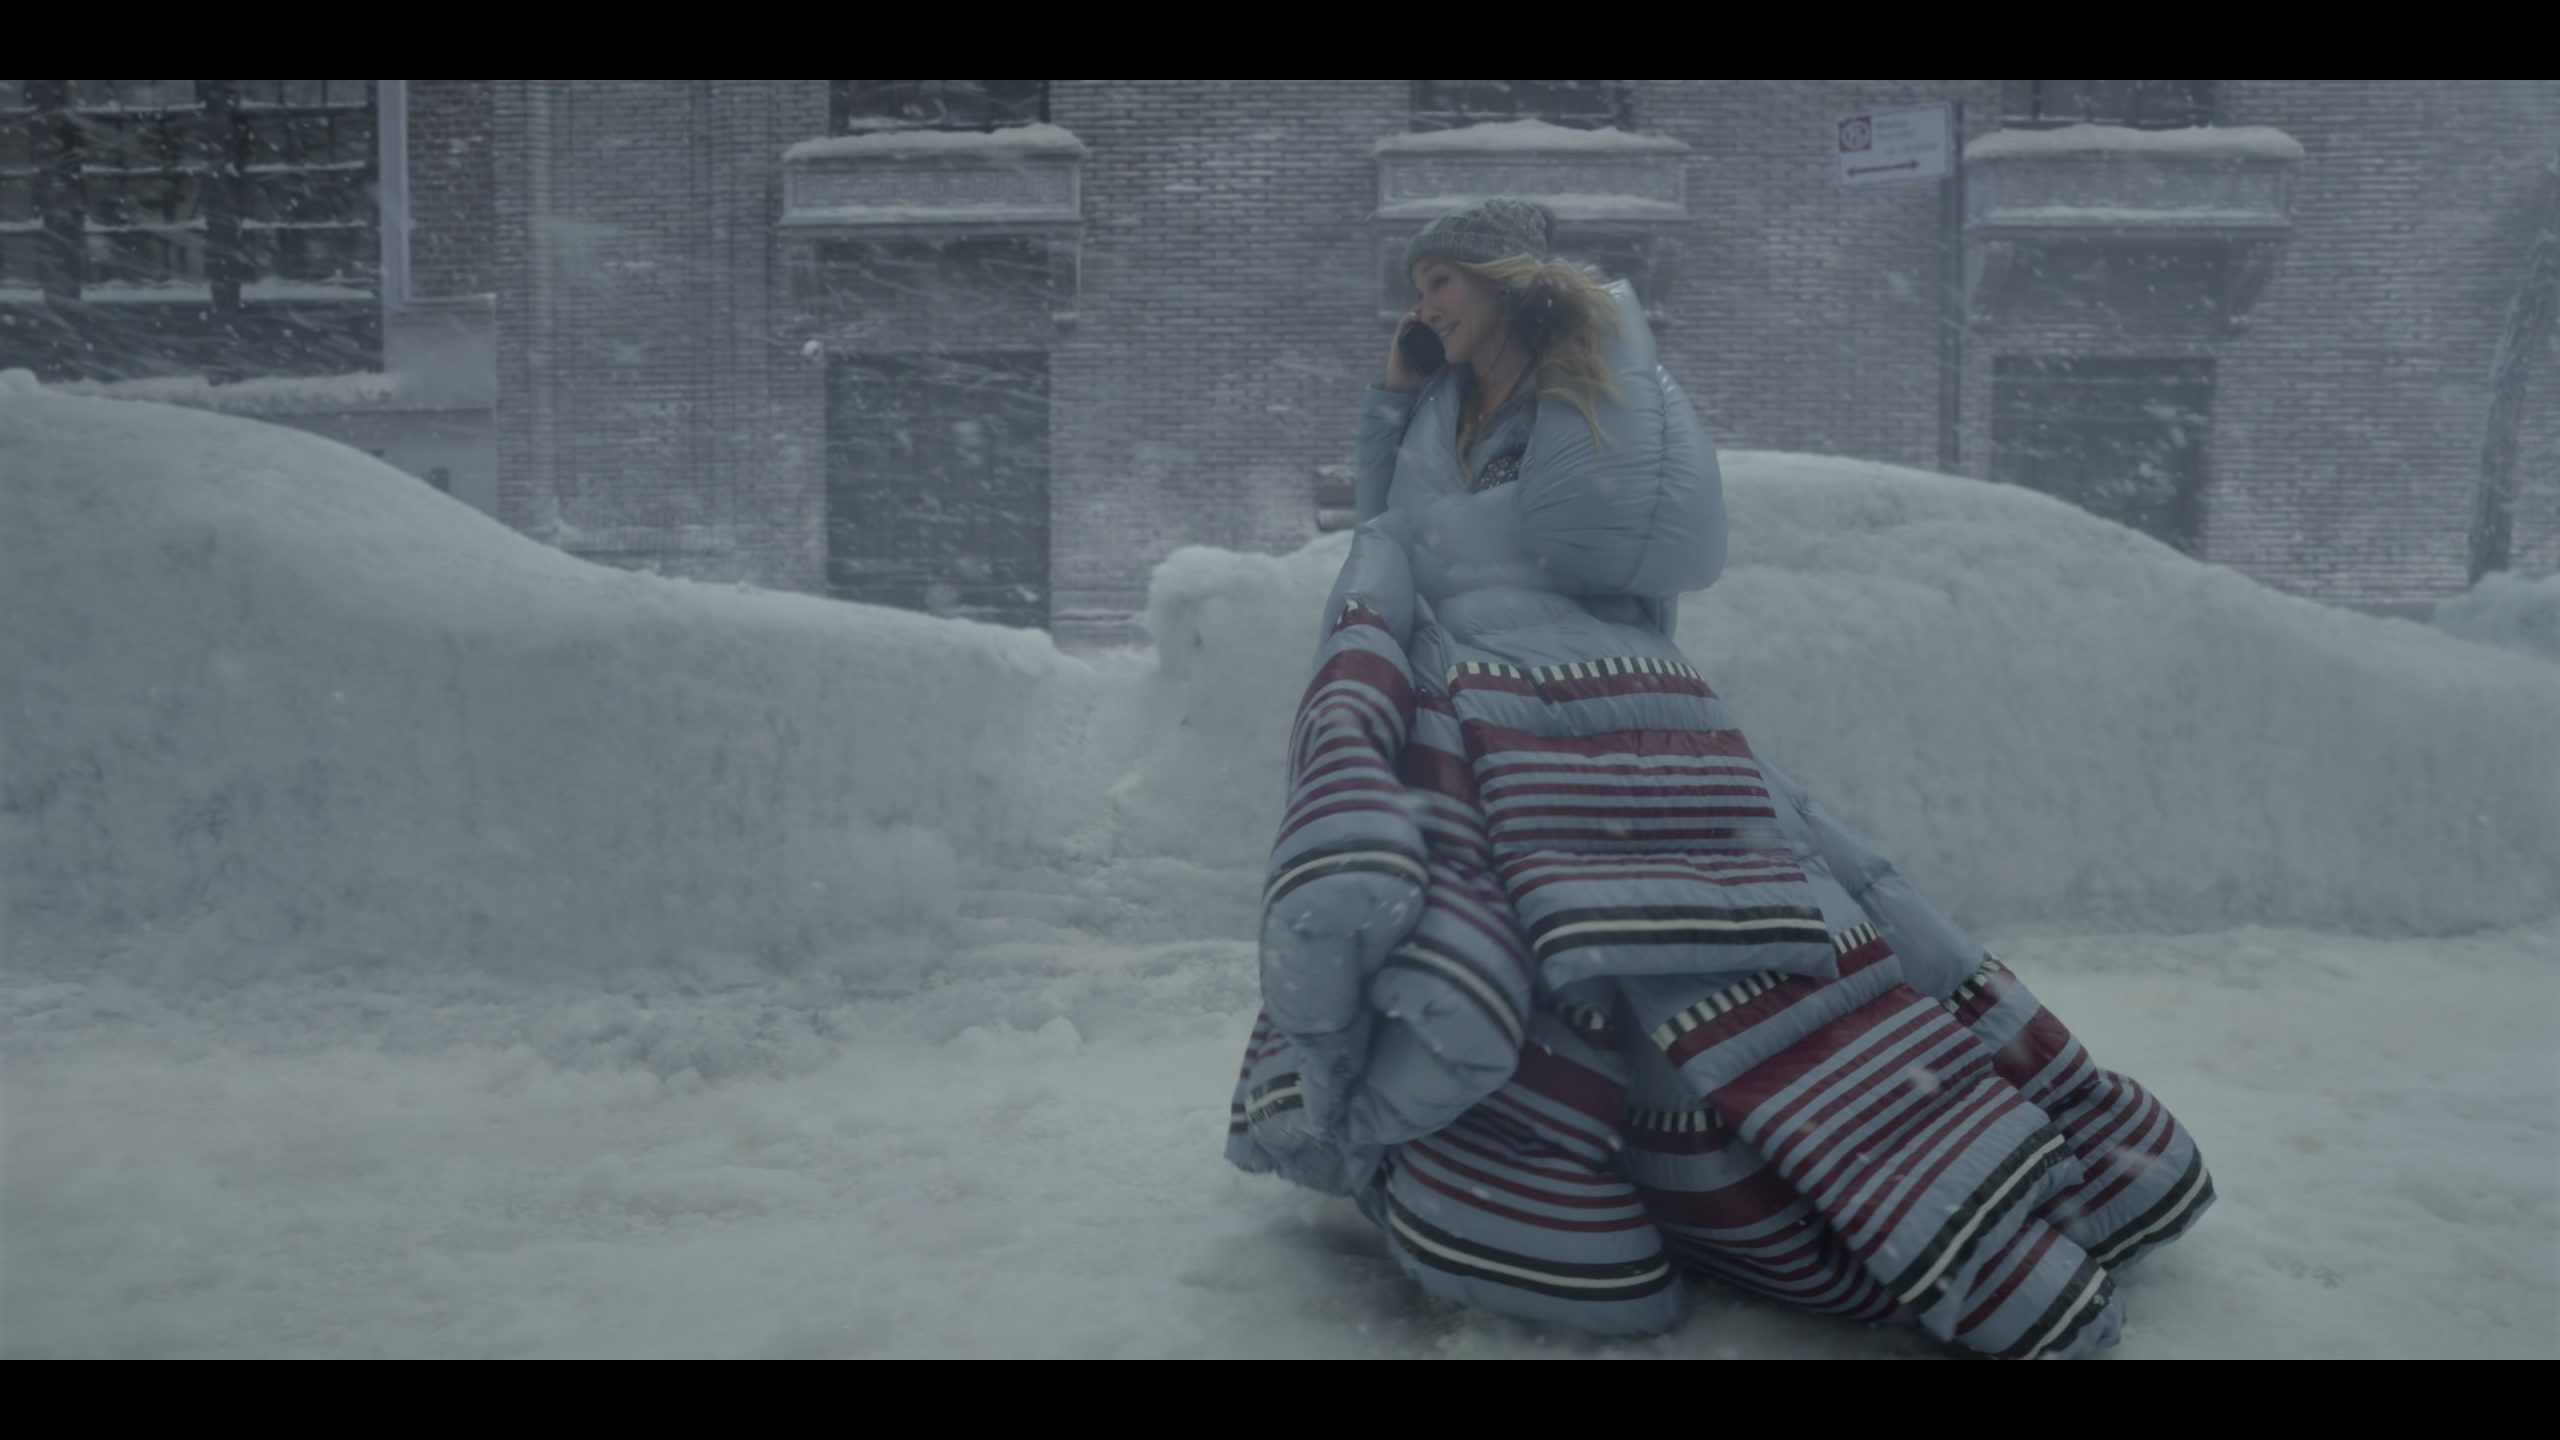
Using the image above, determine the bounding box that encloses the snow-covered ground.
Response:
[2436,569,2560,665]
[4,380,2556,1357]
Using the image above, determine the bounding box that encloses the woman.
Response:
[1225,199,2212,1359]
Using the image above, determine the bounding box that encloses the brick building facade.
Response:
[11,80,2554,641]
[3,80,500,513]
[486,79,2559,643]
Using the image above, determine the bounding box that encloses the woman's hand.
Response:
[1384,309,1430,394]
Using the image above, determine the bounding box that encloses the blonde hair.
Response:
[1454,254,1624,442]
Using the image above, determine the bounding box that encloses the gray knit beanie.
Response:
[1402,197,1556,277]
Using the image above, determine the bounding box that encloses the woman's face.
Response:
[1411,260,1509,370]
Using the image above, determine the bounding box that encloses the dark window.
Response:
[1992,358,2212,553]
[0,78,377,378]
[814,235,1076,349]
[831,81,1047,134]
[233,78,378,288]
[817,235,1067,310]
[1412,80,1632,132]
[2002,81,2216,130]
[0,79,374,291]
[827,351,1051,630]
[69,82,208,289]
[1,82,40,287]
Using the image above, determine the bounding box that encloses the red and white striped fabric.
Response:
[1227,532,2212,1358]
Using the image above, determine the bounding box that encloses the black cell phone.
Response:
[1397,320,1445,377]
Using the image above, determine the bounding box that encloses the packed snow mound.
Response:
[2435,570,2560,664]
[1144,452,2560,934]
[1,391,1129,988]
[6,395,2557,998]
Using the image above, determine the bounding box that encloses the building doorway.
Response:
[825,351,1052,629]
[1991,357,2212,554]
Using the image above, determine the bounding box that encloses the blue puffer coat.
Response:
[1225,284,2212,1357]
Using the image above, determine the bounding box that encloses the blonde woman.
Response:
[1225,198,2212,1358]
[1392,248,1612,479]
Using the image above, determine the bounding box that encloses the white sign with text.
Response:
[1836,102,1954,187]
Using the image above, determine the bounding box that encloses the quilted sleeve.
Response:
[1258,567,1431,1137]
[1514,364,1727,600]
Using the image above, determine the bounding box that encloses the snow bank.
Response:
[1,388,1130,989]
[7,381,2558,1359]
[6,391,2556,1003]
[1141,453,2560,935]
[2435,570,2560,664]
[8,916,2551,1357]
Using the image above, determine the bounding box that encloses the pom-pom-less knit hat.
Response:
[1402,197,1556,276]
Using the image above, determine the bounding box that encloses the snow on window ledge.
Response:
[1964,124,2301,252]
[1373,120,1690,227]
[52,370,414,414]
[1971,204,2294,229]
[782,203,1080,230]
[1371,119,1688,156]
[1962,121,2303,324]
[38,281,378,306]
[1965,124,2305,164]
[783,123,1086,164]
[781,125,1084,234]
